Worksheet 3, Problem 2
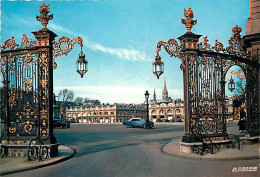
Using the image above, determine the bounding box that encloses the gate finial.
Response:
[181,7,197,33]
[36,2,53,29]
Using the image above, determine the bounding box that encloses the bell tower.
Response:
[162,78,168,102]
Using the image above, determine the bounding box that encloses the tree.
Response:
[58,89,74,102]
[58,89,75,121]
[84,97,90,102]
[74,97,83,105]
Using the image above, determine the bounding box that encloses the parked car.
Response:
[123,118,154,128]
[176,118,183,122]
[156,119,161,122]
[162,119,169,122]
[53,119,70,128]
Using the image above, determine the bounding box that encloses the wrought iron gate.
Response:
[0,3,85,144]
[153,7,259,142]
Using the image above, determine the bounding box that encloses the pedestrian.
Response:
[238,117,246,133]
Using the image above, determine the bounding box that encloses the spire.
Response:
[162,77,168,102]
[164,77,167,90]
[153,89,156,101]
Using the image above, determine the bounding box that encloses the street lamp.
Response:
[76,45,88,78]
[152,54,164,79]
[228,76,235,92]
[144,90,150,129]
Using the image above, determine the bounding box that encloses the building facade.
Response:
[66,103,146,123]
[149,79,185,122]
[149,99,185,122]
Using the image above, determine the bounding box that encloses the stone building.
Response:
[66,103,146,123]
[246,0,260,126]
[149,79,185,122]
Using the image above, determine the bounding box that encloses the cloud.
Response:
[4,13,149,62]
[3,15,40,29]
[48,23,74,35]
[86,41,147,61]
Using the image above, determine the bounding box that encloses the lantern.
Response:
[76,46,88,78]
[152,54,164,79]
[228,76,235,92]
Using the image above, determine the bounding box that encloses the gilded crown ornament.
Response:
[36,2,53,29]
[181,7,197,33]
[232,25,242,39]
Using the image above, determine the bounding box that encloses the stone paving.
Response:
[163,138,260,160]
[0,145,75,176]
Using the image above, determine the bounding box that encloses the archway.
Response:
[225,65,247,134]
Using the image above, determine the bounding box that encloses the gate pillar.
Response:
[32,29,57,144]
[177,32,202,143]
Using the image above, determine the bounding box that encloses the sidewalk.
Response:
[0,145,76,176]
[162,138,260,160]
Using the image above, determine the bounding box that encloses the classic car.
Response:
[123,118,154,128]
[53,119,70,128]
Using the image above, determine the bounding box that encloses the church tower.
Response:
[162,78,168,102]
[153,89,156,101]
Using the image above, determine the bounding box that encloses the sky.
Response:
[1,0,249,104]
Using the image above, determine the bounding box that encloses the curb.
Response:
[161,140,260,161]
[0,146,76,176]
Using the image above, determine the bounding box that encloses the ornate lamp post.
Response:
[144,90,150,129]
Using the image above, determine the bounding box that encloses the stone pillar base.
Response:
[182,133,229,143]
[1,140,59,158]
[240,135,260,145]
[179,142,202,153]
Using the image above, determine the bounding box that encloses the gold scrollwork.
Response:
[40,52,49,65]
[53,36,83,58]
[52,36,83,69]
[40,79,48,88]
[199,36,211,50]
[23,77,33,93]
[1,36,19,50]
[20,34,36,48]
[9,122,17,134]
[213,40,224,52]
[41,119,48,137]
[22,120,35,134]
[156,39,182,59]
[9,89,17,109]
[24,54,33,63]
[41,108,48,119]
[41,129,48,136]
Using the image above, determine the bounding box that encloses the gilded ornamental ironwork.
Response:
[181,7,197,33]
[36,2,53,29]
[0,2,88,159]
[152,7,259,142]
